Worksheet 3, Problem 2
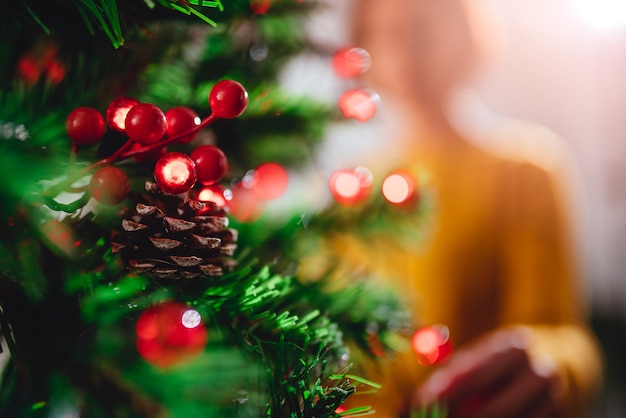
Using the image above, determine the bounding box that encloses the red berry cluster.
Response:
[61,80,248,206]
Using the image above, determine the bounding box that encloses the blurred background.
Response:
[280,0,626,416]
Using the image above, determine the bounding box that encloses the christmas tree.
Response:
[0,1,431,417]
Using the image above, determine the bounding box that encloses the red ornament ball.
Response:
[189,145,228,186]
[125,103,167,144]
[209,80,248,119]
[338,89,379,122]
[154,152,197,195]
[165,106,201,144]
[332,46,372,78]
[136,301,208,368]
[66,107,106,147]
[89,166,130,205]
[249,162,289,200]
[106,97,139,132]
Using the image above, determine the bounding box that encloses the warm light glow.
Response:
[164,160,192,185]
[334,172,361,198]
[332,47,372,78]
[382,172,415,204]
[111,103,136,131]
[197,185,227,207]
[329,167,373,206]
[338,89,379,122]
[574,0,626,30]
[181,309,202,328]
[412,325,452,366]
[250,162,289,200]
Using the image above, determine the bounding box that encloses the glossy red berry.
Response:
[125,103,167,144]
[154,152,197,195]
[209,80,248,119]
[189,145,228,186]
[66,107,106,147]
[165,106,201,143]
[106,97,139,132]
[89,166,130,205]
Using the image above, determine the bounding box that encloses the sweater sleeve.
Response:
[496,158,603,416]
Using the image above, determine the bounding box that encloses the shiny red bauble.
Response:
[209,80,248,119]
[66,107,106,147]
[125,103,167,144]
[154,152,197,195]
[106,97,139,132]
[189,145,228,185]
[165,106,201,144]
[136,301,208,368]
[89,166,130,205]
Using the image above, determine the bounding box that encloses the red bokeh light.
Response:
[136,301,208,368]
[382,171,416,205]
[227,182,267,223]
[251,0,271,14]
[249,162,289,200]
[338,89,379,122]
[412,325,453,366]
[329,167,373,206]
[196,184,228,208]
[332,46,372,78]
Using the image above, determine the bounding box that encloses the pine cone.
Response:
[111,181,237,279]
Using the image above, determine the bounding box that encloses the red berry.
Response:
[125,103,167,144]
[189,145,228,185]
[66,107,106,147]
[154,152,197,195]
[209,80,248,119]
[106,97,139,132]
[136,301,208,368]
[165,106,201,143]
[89,166,130,205]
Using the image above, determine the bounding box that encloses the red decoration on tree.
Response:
[89,166,130,205]
[106,97,139,132]
[195,184,228,208]
[165,106,201,143]
[328,167,373,206]
[227,182,266,223]
[412,325,453,366]
[382,171,417,206]
[250,0,271,14]
[154,152,197,195]
[332,46,372,78]
[189,145,228,185]
[338,89,379,122]
[66,107,106,147]
[248,162,289,200]
[209,80,249,119]
[136,301,208,368]
[125,103,167,144]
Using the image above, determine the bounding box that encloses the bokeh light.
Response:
[338,89,379,122]
[247,162,289,200]
[332,46,372,78]
[382,172,416,205]
[412,325,453,366]
[329,167,373,206]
